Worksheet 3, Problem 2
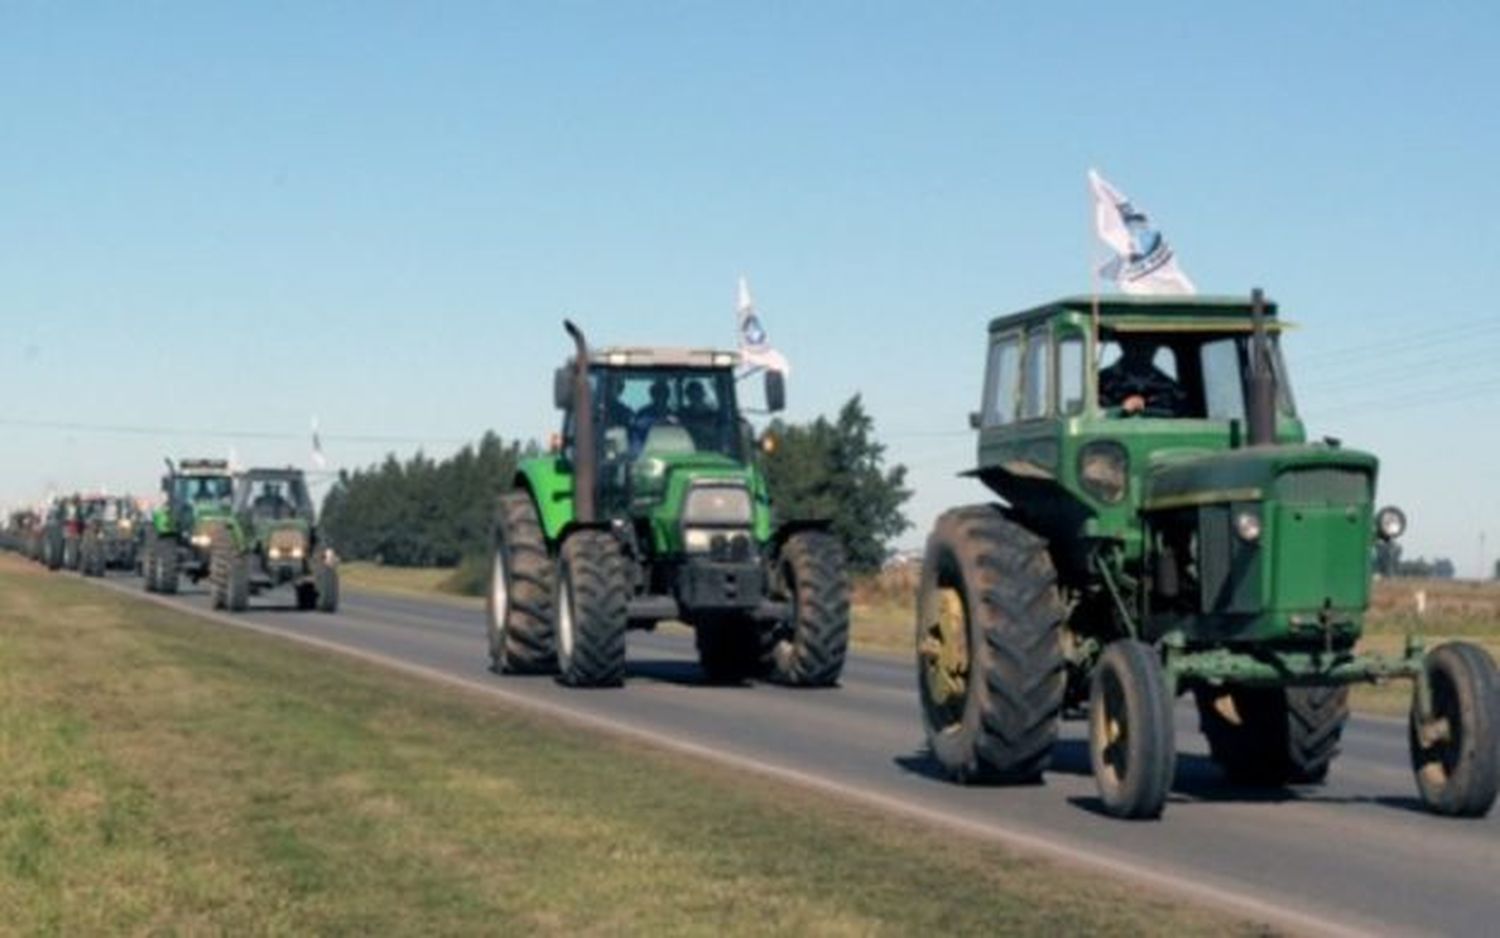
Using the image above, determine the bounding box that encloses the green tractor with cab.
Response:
[208,467,339,613]
[144,459,236,594]
[918,291,1498,820]
[486,322,849,688]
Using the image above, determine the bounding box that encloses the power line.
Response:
[0,415,476,447]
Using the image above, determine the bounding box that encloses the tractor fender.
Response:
[769,519,834,556]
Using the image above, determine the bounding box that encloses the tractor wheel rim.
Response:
[490,549,509,633]
[920,584,969,729]
[556,569,576,668]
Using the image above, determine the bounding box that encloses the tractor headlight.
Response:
[1376,506,1406,541]
[682,485,753,527]
[191,533,213,548]
[1078,441,1129,504]
[1234,509,1262,543]
[683,526,753,558]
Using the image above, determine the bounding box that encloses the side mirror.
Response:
[968,411,981,430]
[553,366,574,411]
[765,369,786,413]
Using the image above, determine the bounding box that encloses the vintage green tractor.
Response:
[79,496,144,577]
[143,458,236,594]
[917,291,1498,820]
[486,322,849,688]
[208,467,339,613]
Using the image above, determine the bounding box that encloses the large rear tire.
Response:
[553,530,627,688]
[761,530,850,687]
[916,505,1065,783]
[487,493,556,674]
[1410,642,1499,818]
[211,544,250,612]
[1089,639,1176,820]
[1195,685,1349,785]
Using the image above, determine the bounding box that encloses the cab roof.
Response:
[988,294,1281,333]
[585,347,740,369]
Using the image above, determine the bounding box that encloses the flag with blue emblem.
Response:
[736,276,790,375]
[1089,169,1196,296]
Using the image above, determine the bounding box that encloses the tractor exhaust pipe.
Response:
[1247,287,1277,447]
[563,320,597,524]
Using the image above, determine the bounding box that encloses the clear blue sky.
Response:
[2,3,1497,574]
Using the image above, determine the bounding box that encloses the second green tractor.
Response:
[486,323,850,688]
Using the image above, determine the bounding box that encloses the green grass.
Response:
[0,557,1267,936]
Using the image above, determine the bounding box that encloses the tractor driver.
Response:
[1099,340,1187,417]
[629,378,677,455]
[253,482,291,519]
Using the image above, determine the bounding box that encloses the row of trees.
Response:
[320,396,913,575]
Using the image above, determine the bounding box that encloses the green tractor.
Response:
[918,291,1498,819]
[144,459,236,594]
[208,467,339,613]
[486,322,849,688]
[79,496,144,577]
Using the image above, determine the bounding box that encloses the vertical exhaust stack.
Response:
[1247,287,1278,447]
[563,320,597,524]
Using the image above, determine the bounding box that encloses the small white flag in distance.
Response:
[736,275,790,375]
[1088,169,1196,296]
[311,416,327,469]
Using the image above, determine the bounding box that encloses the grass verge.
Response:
[0,557,1266,936]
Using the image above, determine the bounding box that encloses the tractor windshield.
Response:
[175,475,233,505]
[1096,331,1297,420]
[587,366,744,463]
[236,474,313,521]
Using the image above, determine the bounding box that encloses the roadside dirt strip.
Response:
[89,574,1498,937]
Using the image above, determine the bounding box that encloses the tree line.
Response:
[320,395,912,577]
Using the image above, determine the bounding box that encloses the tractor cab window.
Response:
[584,367,742,466]
[175,475,233,504]
[1097,331,1297,420]
[237,476,312,521]
[1058,334,1085,415]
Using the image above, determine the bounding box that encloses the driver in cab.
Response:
[1099,340,1186,417]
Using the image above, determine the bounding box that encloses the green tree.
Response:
[762,395,912,573]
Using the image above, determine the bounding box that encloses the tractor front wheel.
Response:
[761,530,850,687]
[315,564,339,613]
[553,530,627,687]
[1089,640,1176,820]
[916,506,1065,784]
[1410,642,1499,818]
[488,493,556,674]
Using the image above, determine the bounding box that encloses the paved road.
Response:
[91,573,1497,937]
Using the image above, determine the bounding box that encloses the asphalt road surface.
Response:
[89,573,1497,937]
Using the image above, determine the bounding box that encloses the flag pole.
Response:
[1088,177,1101,378]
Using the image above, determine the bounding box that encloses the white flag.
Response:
[735,276,790,375]
[1088,169,1196,296]
[310,416,327,469]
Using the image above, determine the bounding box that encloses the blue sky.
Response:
[2,2,1497,574]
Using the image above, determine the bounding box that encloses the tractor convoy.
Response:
[3,289,1496,823]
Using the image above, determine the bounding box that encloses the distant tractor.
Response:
[144,458,236,594]
[208,467,339,613]
[79,496,144,577]
[917,292,1498,819]
[486,322,849,688]
[41,495,87,571]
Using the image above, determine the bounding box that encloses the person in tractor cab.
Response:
[1099,339,1187,417]
[252,483,292,519]
[629,378,678,455]
[602,377,633,429]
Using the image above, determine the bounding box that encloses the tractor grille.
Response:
[1275,467,1370,505]
[268,529,307,555]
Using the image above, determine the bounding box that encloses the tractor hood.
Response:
[1145,444,1377,511]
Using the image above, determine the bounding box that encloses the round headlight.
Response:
[1376,506,1406,541]
[1234,510,1262,543]
[1078,440,1129,504]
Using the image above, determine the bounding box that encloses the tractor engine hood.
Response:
[630,451,749,501]
[1145,444,1377,512]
